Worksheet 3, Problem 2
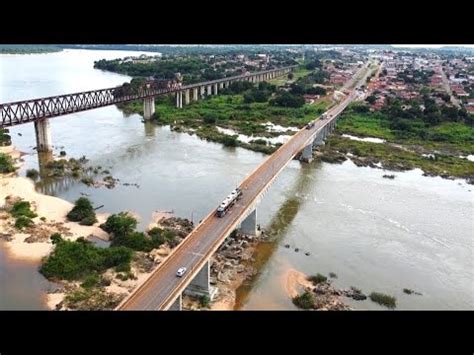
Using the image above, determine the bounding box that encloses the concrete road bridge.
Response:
[117,63,374,310]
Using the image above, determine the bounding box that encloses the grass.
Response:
[324,135,474,180]
[117,68,329,155]
[336,109,474,155]
[369,292,397,309]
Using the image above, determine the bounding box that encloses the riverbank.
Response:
[286,269,351,310]
[316,134,474,183]
[0,146,110,262]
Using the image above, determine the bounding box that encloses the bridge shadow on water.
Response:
[234,161,321,309]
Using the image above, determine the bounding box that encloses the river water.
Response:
[1,49,472,310]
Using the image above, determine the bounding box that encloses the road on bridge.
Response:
[118,63,374,310]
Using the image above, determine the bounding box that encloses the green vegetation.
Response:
[329,272,338,279]
[0,153,16,173]
[66,197,98,226]
[0,128,12,146]
[80,274,110,289]
[14,216,34,230]
[10,200,37,219]
[26,168,39,180]
[308,273,328,284]
[100,212,138,237]
[403,288,414,295]
[112,231,159,252]
[0,45,62,54]
[148,227,177,247]
[9,200,37,230]
[325,135,474,179]
[369,292,397,309]
[292,291,315,309]
[100,213,177,252]
[40,235,132,281]
[199,295,211,308]
[64,287,123,310]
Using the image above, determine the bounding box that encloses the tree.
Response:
[288,73,294,80]
[270,92,305,108]
[366,95,377,104]
[100,212,138,238]
[66,197,98,226]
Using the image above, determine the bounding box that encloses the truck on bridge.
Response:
[216,188,242,217]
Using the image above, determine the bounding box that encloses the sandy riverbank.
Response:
[284,268,315,299]
[1,146,110,261]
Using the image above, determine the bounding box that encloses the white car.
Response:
[176,267,187,277]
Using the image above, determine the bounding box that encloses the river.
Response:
[1,49,472,310]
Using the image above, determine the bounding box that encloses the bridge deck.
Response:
[117,62,374,310]
[117,93,358,310]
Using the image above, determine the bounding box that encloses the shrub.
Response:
[81,177,94,186]
[270,92,305,108]
[59,150,66,156]
[66,197,97,225]
[81,274,101,289]
[0,153,15,173]
[203,115,217,124]
[222,135,238,147]
[115,262,131,273]
[199,295,210,308]
[148,227,166,247]
[79,215,97,226]
[40,236,133,280]
[292,292,315,309]
[308,273,327,284]
[112,232,155,252]
[26,169,39,180]
[40,216,47,222]
[369,292,396,309]
[100,212,138,238]
[0,128,12,146]
[14,216,34,230]
[403,288,414,295]
[329,272,338,278]
[10,200,37,219]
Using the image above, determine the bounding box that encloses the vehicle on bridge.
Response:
[320,113,328,120]
[306,121,315,129]
[216,188,242,217]
[176,267,187,277]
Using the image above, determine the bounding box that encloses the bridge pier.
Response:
[219,82,224,89]
[300,143,313,163]
[184,260,214,299]
[214,83,218,95]
[193,88,198,101]
[207,85,212,96]
[176,91,183,108]
[34,118,52,152]
[169,294,182,311]
[184,89,190,105]
[143,97,155,120]
[240,208,257,236]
